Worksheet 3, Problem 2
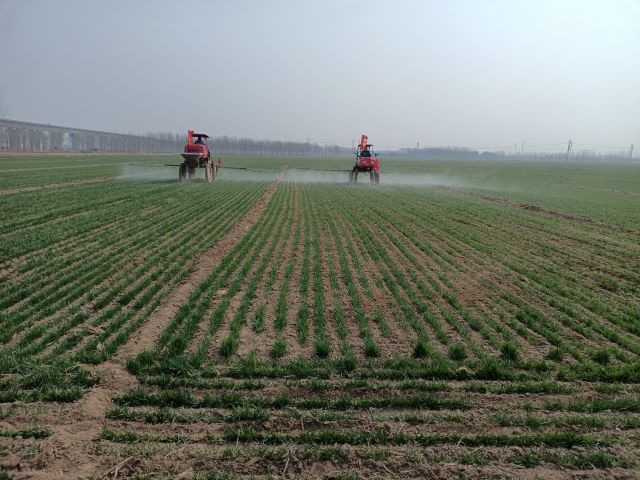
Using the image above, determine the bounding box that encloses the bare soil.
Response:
[116,177,281,360]
[0,177,282,479]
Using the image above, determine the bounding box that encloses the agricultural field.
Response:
[1,154,639,479]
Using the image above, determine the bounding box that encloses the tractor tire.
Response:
[188,169,194,180]
[213,164,218,180]
[370,171,375,184]
[179,164,186,182]
[205,164,212,183]
[374,172,380,184]
[350,166,360,185]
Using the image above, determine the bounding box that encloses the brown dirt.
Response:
[446,222,624,353]
[278,186,310,361]
[2,175,284,479]
[4,172,640,479]
[315,208,347,360]
[334,212,416,357]
[116,177,281,360]
[373,219,504,356]
[385,201,602,357]
[15,219,200,355]
[362,215,474,355]
[234,237,287,360]
[332,202,424,359]
[4,375,639,479]
[183,205,282,358]
[2,362,138,480]
[421,219,619,354]
[322,213,367,360]
[0,265,21,283]
[207,181,293,361]
[252,209,297,360]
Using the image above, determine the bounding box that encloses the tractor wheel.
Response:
[188,169,194,180]
[179,164,186,182]
[370,171,375,184]
[374,172,380,184]
[213,164,218,179]
[205,164,212,183]
[350,166,359,184]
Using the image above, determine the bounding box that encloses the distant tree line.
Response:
[0,119,182,153]
[390,147,495,160]
[0,118,350,157]
[385,146,636,162]
[208,135,348,157]
[2,118,631,161]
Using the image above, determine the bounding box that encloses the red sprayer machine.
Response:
[179,130,221,182]
[349,134,380,184]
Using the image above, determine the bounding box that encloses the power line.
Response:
[574,142,630,149]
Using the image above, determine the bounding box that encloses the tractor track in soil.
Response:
[202,202,290,360]
[5,174,283,480]
[116,174,282,360]
[439,186,638,235]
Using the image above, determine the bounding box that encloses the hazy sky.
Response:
[0,0,638,150]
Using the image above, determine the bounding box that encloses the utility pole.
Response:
[629,144,634,161]
[566,139,573,162]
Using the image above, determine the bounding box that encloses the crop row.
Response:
[0,179,268,398]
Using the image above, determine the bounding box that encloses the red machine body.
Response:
[350,134,380,184]
[179,130,218,182]
[184,130,211,160]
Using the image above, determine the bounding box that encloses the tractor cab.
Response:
[179,130,218,182]
[350,134,380,184]
[184,131,210,159]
